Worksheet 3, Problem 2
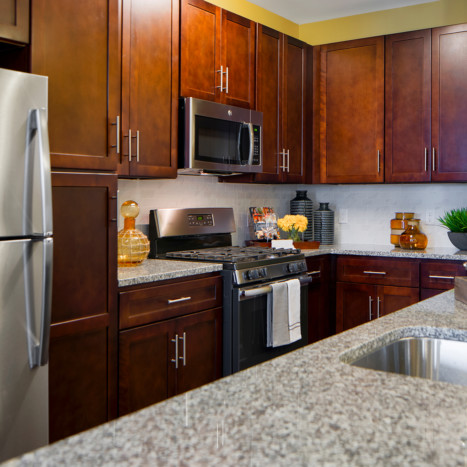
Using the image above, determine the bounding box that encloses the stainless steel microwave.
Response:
[178,97,263,175]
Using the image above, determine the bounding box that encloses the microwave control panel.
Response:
[252,125,261,164]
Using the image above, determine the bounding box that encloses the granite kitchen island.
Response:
[5,288,467,466]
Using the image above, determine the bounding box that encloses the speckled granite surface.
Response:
[118,259,223,287]
[6,290,467,466]
[120,245,467,288]
[302,243,467,261]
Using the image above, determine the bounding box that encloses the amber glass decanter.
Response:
[117,200,150,267]
[399,219,428,250]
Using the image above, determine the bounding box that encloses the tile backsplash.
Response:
[118,177,467,248]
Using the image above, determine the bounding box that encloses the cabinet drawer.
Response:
[119,275,223,329]
[420,261,466,290]
[337,256,419,287]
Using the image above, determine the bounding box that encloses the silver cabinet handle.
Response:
[128,129,132,162]
[424,147,428,172]
[280,149,287,171]
[216,65,224,92]
[377,296,381,319]
[363,271,386,275]
[307,270,321,276]
[286,149,290,173]
[171,334,179,369]
[179,332,187,366]
[432,147,436,171]
[225,66,229,94]
[369,296,373,321]
[168,296,192,304]
[428,275,455,280]
[136,130,140,162]
[111,115,120,154]
[377,150,381,173]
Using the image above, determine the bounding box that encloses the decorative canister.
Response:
[399,219,428,250]
[390,212,414,247]
[290,190,313,241]
[314,202,334,245]
[117,200,150,267]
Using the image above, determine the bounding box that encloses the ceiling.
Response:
[246,0,439,24]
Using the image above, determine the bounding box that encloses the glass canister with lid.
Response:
[390,212,414,247]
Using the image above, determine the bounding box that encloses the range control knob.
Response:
[287,263,299,273]
[246,269,260,280]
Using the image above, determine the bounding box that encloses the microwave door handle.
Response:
[236,123,245,164]
[247,123,254,165]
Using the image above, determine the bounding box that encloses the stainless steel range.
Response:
[149,208,311,376]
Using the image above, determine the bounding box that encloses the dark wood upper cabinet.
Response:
[254,26,307,183]
[315,37,384,183]
[118,0,179,178]
[180,0,255,109]
[385,29,432,182]
[0,0,29,43]
[31,0,120,171]
[432,23,467,182]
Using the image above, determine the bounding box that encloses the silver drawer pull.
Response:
[307,270,321,276]
[428,275,455,280]
[179,332,187,366]
[168,296,192,304]
[363,271,387,275]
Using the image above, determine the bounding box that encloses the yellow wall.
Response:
[209,0,466,45]
[300,0,467,45]
[207,0,299,38]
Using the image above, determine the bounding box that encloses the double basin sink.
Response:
[344,331,467,387]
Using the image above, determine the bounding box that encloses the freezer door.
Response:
[0,68,52,238]
[0,239,51,462]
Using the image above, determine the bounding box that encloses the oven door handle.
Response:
[239,275,312,298]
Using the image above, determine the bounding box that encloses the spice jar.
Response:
[390,212,414,247]
[399,219,428,250]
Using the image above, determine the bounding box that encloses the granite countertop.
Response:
[119,245,467,288]
[7,290,467,466]
[118,259,223,287]
[302,243,467,261]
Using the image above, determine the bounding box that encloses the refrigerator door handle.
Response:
[39,238,53,366]
[24,108,53,237]
[24,238,53,368]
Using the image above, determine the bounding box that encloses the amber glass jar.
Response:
[117,200,150,267]
[390,212,414,247]
[399,219,428,250]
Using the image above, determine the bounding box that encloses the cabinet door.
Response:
[50,173,118,442]
[318,37,384,183]
[336,282,374,332]
[221,10,255,109]
[282,36,307,183]
[421,260,466,290]
[176,308,222,395]
[378,285,419,318]
[385,30,431,182]
[432,24,467,181]
[0,0,29,43]
[254,25,281,182]
[180,0,220,102]
[120,0,178,178]
[307,256,334,343]
[119,320,177,416]
[31,0,120,171]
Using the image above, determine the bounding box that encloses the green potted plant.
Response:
[438,208,467,250]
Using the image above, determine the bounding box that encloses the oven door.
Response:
[226,275,310,375]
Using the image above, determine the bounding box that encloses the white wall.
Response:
[118,177,467,248]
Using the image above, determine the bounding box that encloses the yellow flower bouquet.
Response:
[277,214,308,242]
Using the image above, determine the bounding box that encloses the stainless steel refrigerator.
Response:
[0,68,52,462]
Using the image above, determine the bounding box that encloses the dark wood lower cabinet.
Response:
[49,173,117,443]
[336,282,419,332]
[118,307,222,416]
[307,255,335,343]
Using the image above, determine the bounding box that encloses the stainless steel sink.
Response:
[349,337,467,386]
